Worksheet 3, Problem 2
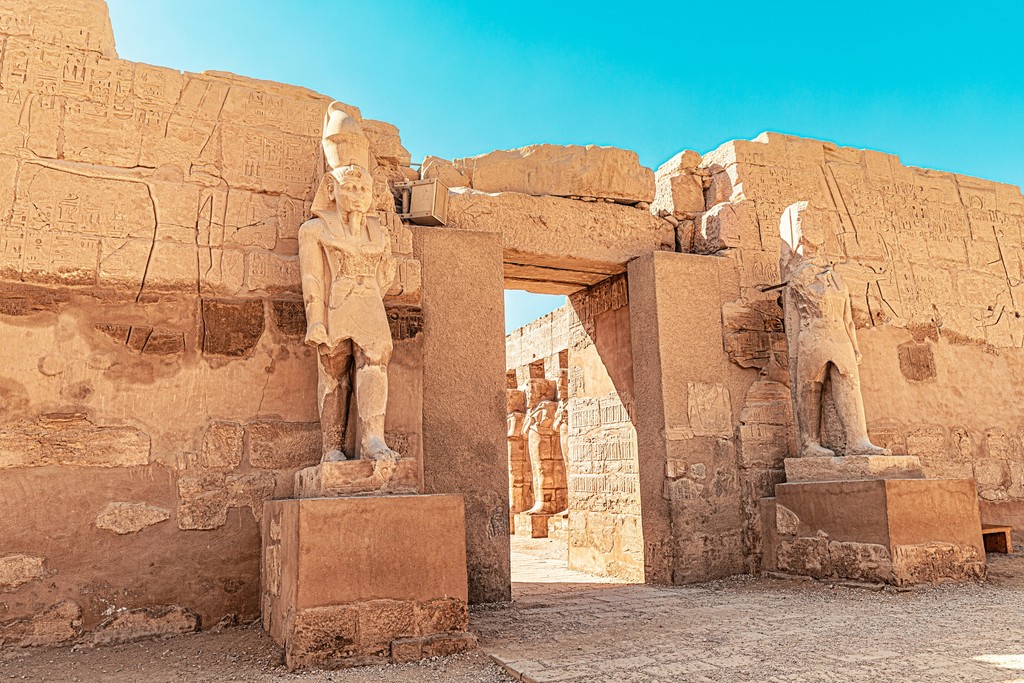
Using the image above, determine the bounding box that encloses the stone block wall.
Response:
[0,0,425,644]
[655,132,1024,565]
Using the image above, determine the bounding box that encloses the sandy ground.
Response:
[2,537,1022,682]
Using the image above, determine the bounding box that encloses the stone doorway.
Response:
[504,280,645,587]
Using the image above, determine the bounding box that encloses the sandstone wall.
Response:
[565,278,644,580]
[656,132,1024,565]
[0,0,427,644]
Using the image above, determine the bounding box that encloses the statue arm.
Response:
[782,286,801,389]
[377,219,398,293]
[298,220,328,342]
[844,293,862,362]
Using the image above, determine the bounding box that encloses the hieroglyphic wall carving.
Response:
[0,0,423,644]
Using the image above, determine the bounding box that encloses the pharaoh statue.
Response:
[780,201,889,459]
[507,386,533,514]
[299,102,398,462]
[523,378,568,515]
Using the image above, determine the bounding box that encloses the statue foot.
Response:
[322,449,349,463]
[361,436,399,461]
[800,444,835,458]
[848,441,892,456]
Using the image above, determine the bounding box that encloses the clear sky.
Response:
[105,0,1024,332]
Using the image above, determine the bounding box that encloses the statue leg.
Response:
[829,365,889,455]
[353,343,399,460]
[796,378,833,458]
[317,342,353,462]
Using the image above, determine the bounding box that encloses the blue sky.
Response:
[106,1,1024,332]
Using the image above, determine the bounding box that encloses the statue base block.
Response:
[784,455,925,483]
[295,457,419,498]
[261,495,473,669]
[511,511,568,539]
[761,478,986,585]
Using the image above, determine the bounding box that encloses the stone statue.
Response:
[299,102,398,462]
[780,201,889,459]
[507,388,533,514]
[523,379,568,515]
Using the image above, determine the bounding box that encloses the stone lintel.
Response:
[784,455,925,483]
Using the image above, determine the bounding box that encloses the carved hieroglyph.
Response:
[780,201,889,458]
[299,102,398,462]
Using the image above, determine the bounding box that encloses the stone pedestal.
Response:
[512,511,565,539]
[295,457,419,498]
[262,495,474,669]
[761,478,986,585]
[784,455,925,482]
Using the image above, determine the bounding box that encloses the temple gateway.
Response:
[0,0,1019,670]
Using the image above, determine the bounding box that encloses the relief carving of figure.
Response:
[507,388,533,514]
[523,379,568,515]
[779,201,889,459]
[299,102,398,462]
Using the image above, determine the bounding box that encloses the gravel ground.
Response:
[2,541,1020,683]
[0,626,513,683]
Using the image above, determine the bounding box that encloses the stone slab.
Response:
[453,144,655,204]
[261,494,471,669]
[294,458,419,498]
[783,455,925,483]
[767,478,986,585]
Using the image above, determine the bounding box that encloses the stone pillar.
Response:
[413,226,510,604]
[628,251,747,584]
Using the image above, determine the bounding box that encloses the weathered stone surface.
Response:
[0,414,150,469]
[288,605,360,668]
[454,144,655,204]
[447,188,672,290]
[177,472,275,530]
[197,421,244,469]
[363,120,411,166]
[829,541,893,583]
[774,504,799,536]
[270,299,306,336]
[246,421,320,469]
[776,535,830,579]
[294,458,419,498]
[420,156,469,188]
[0,601,83,647]
[201,299,265,357]
[0,0,117,56]
[88,606,200,646]
[784,455,925,482]
[0,554,45,590]
[651,149,704,217]
[95,502,170,535]
[891,543,986,584]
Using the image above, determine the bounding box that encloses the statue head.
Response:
[779,201,833,274]
[507,388,526,414]
[311,165,374,219]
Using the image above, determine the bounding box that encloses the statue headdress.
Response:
[322,101,370,170]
